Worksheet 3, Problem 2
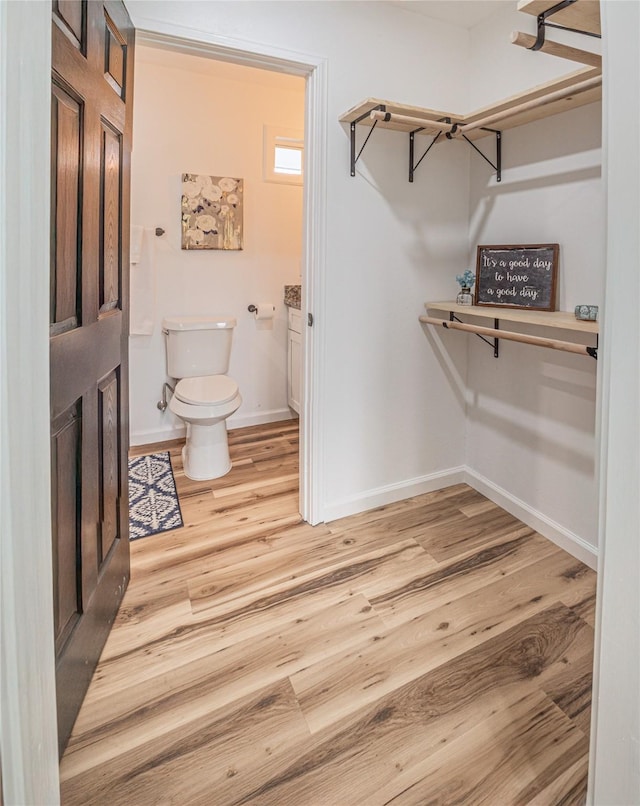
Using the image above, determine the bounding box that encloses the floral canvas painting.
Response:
[181,174,243,250]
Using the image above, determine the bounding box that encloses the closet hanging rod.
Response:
[369,109,456,134]
[419,315,597,358]
[510,31,601,68]
[455,74,602,136]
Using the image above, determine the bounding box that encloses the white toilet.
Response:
[163,315,242,481]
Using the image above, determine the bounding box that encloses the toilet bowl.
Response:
[169,376,242,480]
[163,315,241,481]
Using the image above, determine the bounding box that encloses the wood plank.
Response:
[62,595,385,751]
[372,538,592,628]
[541,647,594,736]
[338,97,459,130]
[187,538,436,623]
[60,679,310,804]
[234,604,591,806]
[371,691,587,805]
[517,0,601,36]
[426,301,599,334]
[411,505,536,562]
[526,755,590,806]
[291,551,594,733]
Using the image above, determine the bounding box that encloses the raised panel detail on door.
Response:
[98,369,120,564]
[100,120,121,315]
[104,10,127,98]
[51,84,82,337]
[53,0,85,51]
[51,0,133,755]
[50,401,82,655]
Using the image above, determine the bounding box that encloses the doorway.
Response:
[135,31,327,527]
[129,43,305,513]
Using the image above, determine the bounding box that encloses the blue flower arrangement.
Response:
[456,269,475,289]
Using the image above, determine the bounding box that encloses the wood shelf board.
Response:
[425,301,599,334]
[462,66,601,133]
[341,67,601,143]
[339,98,464,137]
[517,0,601,36]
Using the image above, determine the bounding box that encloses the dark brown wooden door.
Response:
[50,0,134,755]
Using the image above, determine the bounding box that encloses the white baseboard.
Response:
[464,468,598,570]
[323,467,466,523]
[129,424,185,447]
[129,408,296,448]
[228,407,296,430]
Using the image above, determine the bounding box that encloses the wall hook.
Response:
[155,227,165,237]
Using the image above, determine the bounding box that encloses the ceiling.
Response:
[389,0,507,29]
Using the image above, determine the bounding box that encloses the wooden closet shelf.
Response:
[341,65,601,181]
[340,66,601,142]
[425,301,598,333]
[421,302,598,359]
[517,0,601,37]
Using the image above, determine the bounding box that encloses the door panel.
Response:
[50,402,82,654]
[50,83,82,336]
[100,121,122,314]
[50,0,134,755]
[53,0,85,50]
[98,369,121,564]
[104,10,127,97]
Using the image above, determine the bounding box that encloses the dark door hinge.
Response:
[308,313,314,327]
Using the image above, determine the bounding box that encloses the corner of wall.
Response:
[465,467,598,569]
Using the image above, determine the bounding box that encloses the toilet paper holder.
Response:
[247,304,258,313]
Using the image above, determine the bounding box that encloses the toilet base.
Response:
[182,420,232,480]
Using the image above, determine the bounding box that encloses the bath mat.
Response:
[128,452,184,540]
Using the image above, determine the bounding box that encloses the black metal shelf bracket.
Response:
[350,113,501,183]
[409,129,442,183]
[587,334,598,360]
[454,126,502,182]
[350,104,386,176]
[451,312,500,358]
[531,0,601,51]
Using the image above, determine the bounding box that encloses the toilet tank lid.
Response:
[163,315,236,331]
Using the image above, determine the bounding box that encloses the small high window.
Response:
[263,126,304,185]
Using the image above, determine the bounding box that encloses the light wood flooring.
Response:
[60,419,596,805]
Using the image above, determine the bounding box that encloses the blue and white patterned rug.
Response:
[128,452,184,540]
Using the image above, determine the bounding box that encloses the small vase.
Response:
[456,287,473,306]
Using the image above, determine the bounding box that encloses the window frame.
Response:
[263,125,304,185]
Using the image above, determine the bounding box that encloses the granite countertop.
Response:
[284,284,301,310]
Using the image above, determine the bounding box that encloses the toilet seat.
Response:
[175,375,239,406]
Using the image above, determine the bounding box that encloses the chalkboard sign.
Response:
[474,244,559,311]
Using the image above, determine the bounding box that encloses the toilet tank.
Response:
[163,316,236,378]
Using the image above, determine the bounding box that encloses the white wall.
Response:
[129,47,305,444]
[463,6,603,564]
[467,2,601,110]
[128,1,473,516]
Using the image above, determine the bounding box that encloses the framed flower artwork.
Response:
[181,173,244,250]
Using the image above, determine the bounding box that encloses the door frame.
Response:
[0,3,60,803]
[136,28,328,527]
